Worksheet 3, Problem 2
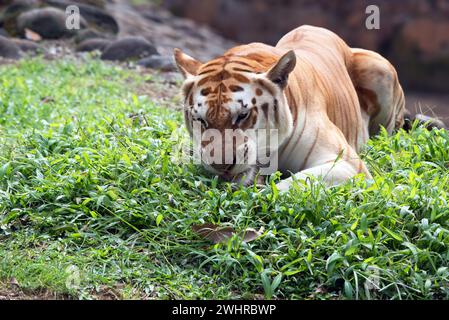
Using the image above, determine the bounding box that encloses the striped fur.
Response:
[174,25,406,190]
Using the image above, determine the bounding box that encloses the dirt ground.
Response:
[0,283,125,300]
[0,282,68,300]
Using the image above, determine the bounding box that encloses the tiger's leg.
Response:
[350,48,406,136]
[275,156,371,192]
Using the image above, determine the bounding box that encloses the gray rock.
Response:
[137,55,176,71]
[76,38,111,52]
[108,0,235,62]
[44,0,119,34]
[1,0,38,36]
[73,28,107,44]
[11,38,42,53]
[17,7,86,39]
[72,0,106,8]
[101,36,159,61]
[0,35,21,59]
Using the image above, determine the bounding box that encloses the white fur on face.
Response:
[183,74,294,181]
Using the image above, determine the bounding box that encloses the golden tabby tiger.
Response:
[174,25,407,190]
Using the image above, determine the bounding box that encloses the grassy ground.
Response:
[1,57,449,300]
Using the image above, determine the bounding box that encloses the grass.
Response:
[1,57,449,300]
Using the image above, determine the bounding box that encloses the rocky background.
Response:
[0,0,234,66]
[0,0,448,124]
[164,0,449,124]
[164,0,449,93]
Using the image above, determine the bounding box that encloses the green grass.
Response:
[1,57,449,300]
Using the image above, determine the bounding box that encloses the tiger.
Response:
[172,25,427,191]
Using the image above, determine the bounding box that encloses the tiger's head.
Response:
[174,48,296,185]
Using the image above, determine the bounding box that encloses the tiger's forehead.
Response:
[190,56,269,103]
[198,55,267,76]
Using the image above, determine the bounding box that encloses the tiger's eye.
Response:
[237,112,249,122]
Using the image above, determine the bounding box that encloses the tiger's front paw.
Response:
[275,180,291,193]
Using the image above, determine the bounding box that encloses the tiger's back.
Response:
[226,25,405,153]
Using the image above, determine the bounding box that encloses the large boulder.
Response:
[73,28,107,44]
[0,0,38,36]
[44,0,119,34]
[399,16,449,61]
[72,0,106,8]
[137,55,176,71]
[11,38,43,53]
[0,35,21,59]
[101,36,159,61]
[389,15,449,92]
[76,38,111,52]
[0,0,15,7]
[17,7,86,39]
[163,0,449,93]
[163,0,434,45]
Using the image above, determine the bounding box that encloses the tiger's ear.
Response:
[173,48,203,78]
[266,50,296,88]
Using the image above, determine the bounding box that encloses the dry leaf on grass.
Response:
[241,227,263,242]
[192,223,234,244]
[40,96,55,104]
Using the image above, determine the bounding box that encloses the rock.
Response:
[389,15,449,92]
[163,0,449,93]
[76,38,111,52]
[44,0,119,34]
[11,38,42,53]
[107,0,235,61]
[137,55,176,71]
[72,0,106,8]
[400,16,449,60]
[0,35,21,59]
[1,0,38,36]
[101,36,159,61]
[0,28,9,37]
[0,0,15,7]
[142,10,172,24]
[73,28,107,44]
[17,7,86,39]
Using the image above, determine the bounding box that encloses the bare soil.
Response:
[0,281,69,300]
